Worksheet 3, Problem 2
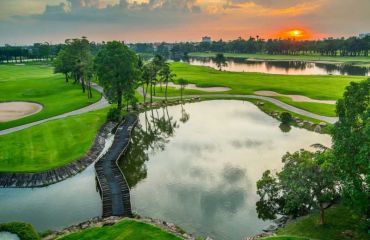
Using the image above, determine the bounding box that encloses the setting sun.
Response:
[289,30,303,37]
[275,28,310,40]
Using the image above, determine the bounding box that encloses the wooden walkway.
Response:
[95,114,138,218]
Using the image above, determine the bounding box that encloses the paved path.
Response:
[138,88,338,124]
[95,114,137,217]
[0,84,109,136]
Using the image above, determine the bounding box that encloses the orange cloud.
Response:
[226,0,324,16]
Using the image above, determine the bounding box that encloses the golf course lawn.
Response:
[0,108,108,172]
[170,62,366,116]
[189,52,370,66]
[0,64,101,130]
[59,219,181,240]
[275,204,369,240]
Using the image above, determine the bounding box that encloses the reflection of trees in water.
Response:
[315,63,369,76]
[180,104,190,123]
[119,105,187,188]
[189,57,370,76]
[264,61,313,71]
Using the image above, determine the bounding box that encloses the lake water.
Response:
[0,101,331,237]
[187,57,370,76]
[118,100,332,240]
[0,165,101,231]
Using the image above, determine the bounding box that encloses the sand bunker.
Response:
[254,90,336,104]
[0,102,43,122]
[167,82,230,92]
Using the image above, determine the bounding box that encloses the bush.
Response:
[280,112,292,124]
[107,108,121,122]
[0,222,40,240]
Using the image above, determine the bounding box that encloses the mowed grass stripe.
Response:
[0,64,101,130]
[0,108,108,172]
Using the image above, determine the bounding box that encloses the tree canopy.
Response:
[256,150,339,225]
[94,41,139,111]
[331,78,370,216]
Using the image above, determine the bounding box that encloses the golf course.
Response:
[1,61,361,173]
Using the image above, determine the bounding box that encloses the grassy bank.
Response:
[169,62,365,116]
[59,219,181,240]
[0,108,108,172]
[0,64,101,130]
[273,205,369,240]
[0,222,40,240]
[189,52,370,66]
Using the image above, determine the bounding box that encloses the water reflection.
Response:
[119,100,332,240]
[187,57,370,76]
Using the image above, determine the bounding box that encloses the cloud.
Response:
[0,0,369,44]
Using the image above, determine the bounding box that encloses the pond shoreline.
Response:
[42,215,197,240]
[0,121,115,188]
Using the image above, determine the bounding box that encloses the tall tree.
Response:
[159,63,176,101]
[331,78,370,217]
[178,78,188,101]
[94,41,139,111]
[54,49,72,82]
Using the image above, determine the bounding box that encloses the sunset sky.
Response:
[0,0,369,44]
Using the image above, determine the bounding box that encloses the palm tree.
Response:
[177,78,188,101]
[159,63,176,101]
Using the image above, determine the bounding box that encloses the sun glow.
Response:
[288,29,304,38]
[274,28,310,40]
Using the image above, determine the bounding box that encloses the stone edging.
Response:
[0,121,116,188]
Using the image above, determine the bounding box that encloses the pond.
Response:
[0,101,331,237]
[118,100,332,240]
[187,57,370,76]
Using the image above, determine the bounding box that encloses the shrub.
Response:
[280,112,292,124]
[107,108,121,122]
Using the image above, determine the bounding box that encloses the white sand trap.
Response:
[254,90,336,104]
[0,102,43,122]
[167,82,230,92]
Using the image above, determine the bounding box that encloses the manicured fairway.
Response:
[170,62,366,116]
[0,108,108,172]
[59,219,181,240]
[0,64,101,130]
[189,52,370,66]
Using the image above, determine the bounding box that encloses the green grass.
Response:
[59,219,181,240]
[0,108,108,172]
[189,52,370,65]
[0,64,101,130]
[0,222,40,240]
[169,62,366,116]
[275,205,369,240]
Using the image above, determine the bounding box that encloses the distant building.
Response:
[359,33,370,38]
[202,36,212,43]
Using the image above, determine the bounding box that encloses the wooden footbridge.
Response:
[95,114,138,218]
